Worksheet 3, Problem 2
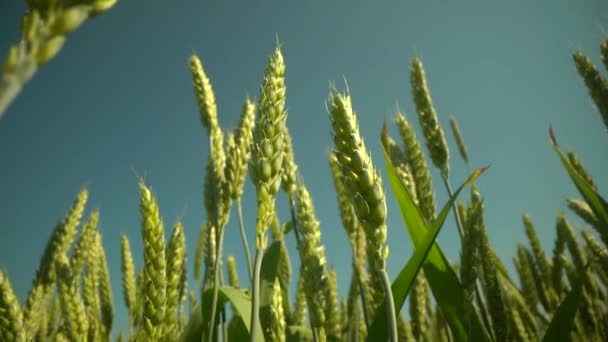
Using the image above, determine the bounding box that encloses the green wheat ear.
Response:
[97,232,114,337]
[0,270,25,342]
[56,255,89,342]
[165,221,186,335]
[448,115,469,164]
[139,179,167,340]
[410,57,450,177]
[572,49,608,132]
[120,233,136,326]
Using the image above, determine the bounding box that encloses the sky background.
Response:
[1,0,607,337]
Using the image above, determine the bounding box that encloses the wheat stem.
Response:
[249,248,264,342]
[237,199,253,281]
[380,270,398,342]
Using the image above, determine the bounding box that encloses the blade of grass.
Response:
[377,131,491,342]
[542,262,592,342]
[366,140,488,341]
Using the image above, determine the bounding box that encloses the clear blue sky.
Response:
[1,0,607,337]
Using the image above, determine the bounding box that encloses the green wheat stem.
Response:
[380,270,397,342]
[207,225,225,342]
[237,198,253,281]
[249,248,264,342]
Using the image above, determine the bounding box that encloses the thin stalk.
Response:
[207,226,225,342]
[441,174,492,337]
[237,199,253,281]
[380,269,398,342]
[312,327,319,342]
[249,249,264,342]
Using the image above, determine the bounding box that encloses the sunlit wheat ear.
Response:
[120,233,136,326]
[0,270,25,342]
[292,275,308,327]
[551,214,568,295]
[324,268,341,339]
[581,230,608,271]
[205,224,217,287]
[448,115,469,164]
[509,307,530,342]
[226,255,240,288]
[97,232,114,337]
[410,57,450,176]
[460,201,481,300]
[329,86,388,280]
[23,187,88,339]
[328,153,358,244]
[194,222,207,281]
[270,279,286,342]
[397,314,414,342]
[572,50,608,132]
[250,44,287,250]
[409,271,429,341]
[281,126,298,200]
[522,213,552,286]
[229,97,256,201]
[165,221,186,333]
[70,210,99,283]
[83,229,100,341]
[56,256,89,342]
[380,130,418,203]
[561,214,586,270]
[566,198,606,244]
[395,112,436,222]
[295,182,328,339]
[566,150,597,191]
[139,179,167,340]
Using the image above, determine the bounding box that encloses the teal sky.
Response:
[1,0,607,337]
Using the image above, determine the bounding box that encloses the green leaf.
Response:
[368,127,491,342]
[550,127,608,234]
[200,286,264,342]
[542,262,591,342]
[258,241,283,341]
[366,143,487,341]
[286,325,314,342]
[180,305,203,342]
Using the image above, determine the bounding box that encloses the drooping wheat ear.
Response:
[514,245,539,309]
[473,189,507,341]
[194,222,207,281]
[292,275,308,327]
[410,57,450,176]
[231,97,256,200]
[139,179,167,340]
[23,187,88,338]
[250,44,287,250]
[409,271,430,341]
[165,221,186,334]
[330,86,388,311]
[567,198,606,244]
[325,268,341,340]
[572,50,608,131]
[295,183,328,341]
[395,112,436,223]
[56,255,89,342]
[522,214,552,286]
[281,126,298,200]
[120,233,136,325]
[0,270,25,342]
[566,150,597,190]
[380,128,418,203]
[96,232,114,337]
[269,278,286,342]
[70,209,99,283]
[448,115,469,164]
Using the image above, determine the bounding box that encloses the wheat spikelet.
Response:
[69,209,99,283]
[292,275,307,327]
[328,153,359,245]
[448,115,469,164]
[281,126,298,199]
[522,213,552,286]
[380,129,418,203]
[397,314,414,342]
[120,233,136,326]
[269,279,286,342]
[409,271,430,341]
[0,270,25,342]
[83,227,101,341]
[250,44,287,250]
[395,112,436,222]
[324,268,341,340]
[295,183,328,340]
[96,232,114,337]
[139,179,167,340]
[410,57,450,176]
[460,201,481,300]
[581,230,608,273]
[165,221,186,335]
[567,198,606,244]
[231,97,256,200]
